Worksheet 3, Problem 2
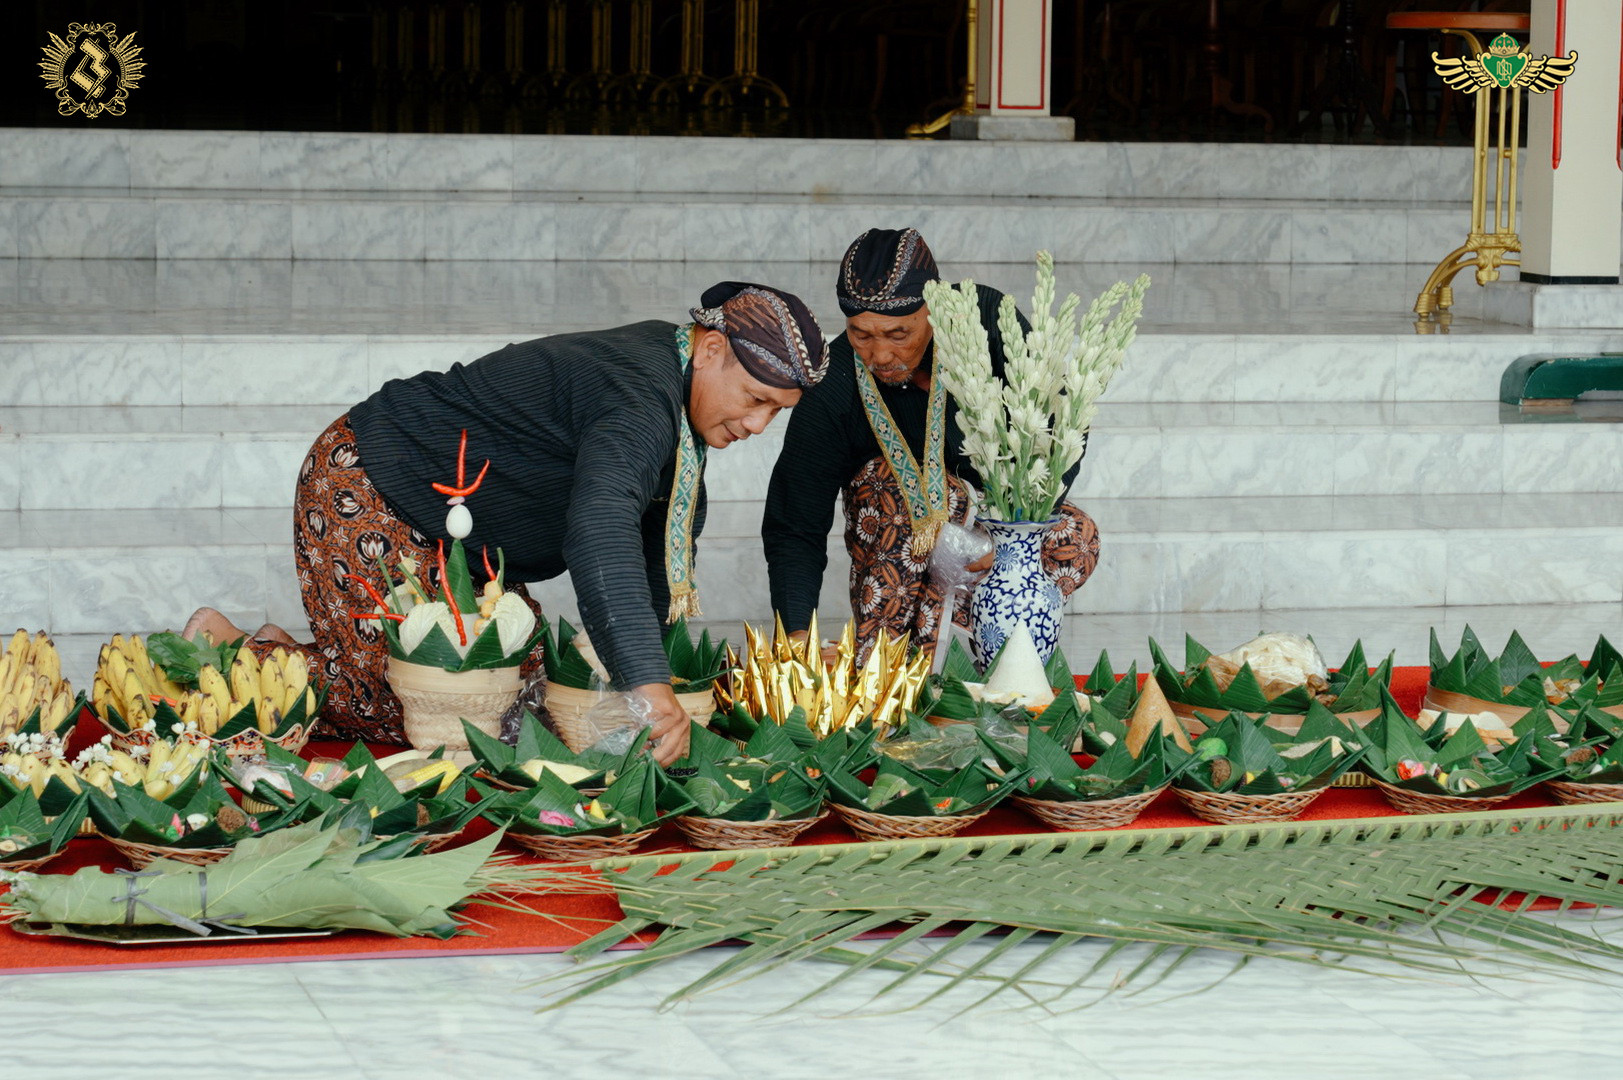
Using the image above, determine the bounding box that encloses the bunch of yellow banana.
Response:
[68,737,210,799]
[92,635,317,736]
[0,749,80,796]
[0,629,77,738]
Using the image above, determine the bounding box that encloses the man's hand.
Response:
[631,682,691,766]
[787,629,841,667]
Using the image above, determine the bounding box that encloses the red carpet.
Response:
[0,666,1576,975]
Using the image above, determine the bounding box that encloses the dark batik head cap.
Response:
[690,282,830,390]
[836,227,940,317]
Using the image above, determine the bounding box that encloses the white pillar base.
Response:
[1487,282,1623,327]
[949,114,1075,141]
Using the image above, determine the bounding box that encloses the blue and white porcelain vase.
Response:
[969,519,1063,668]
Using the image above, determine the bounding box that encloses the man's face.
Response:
[846,307,933,385]
[688,328,802,449]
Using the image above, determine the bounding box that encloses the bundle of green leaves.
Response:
[1524,703,1619,783]
[235,742,485,842]
[144,631,241,689]
[1175,704,1366,795]
[1429,628,1623,710]
[540,615,728,693]
[672,723,826,822]
[87,768,301,850]
[1150,635,1394,717]
[1358,690,1566,797]
[462,712,623,791]
[479,753,690,838]
[1,821,541,939]
[826,757,1023,818]
[0,785,87,867]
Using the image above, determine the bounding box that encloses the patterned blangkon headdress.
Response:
[836,227,940,317]
[690,282,829,390]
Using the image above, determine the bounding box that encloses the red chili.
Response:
[439,539,468,645]
[350,610,406,623]
[345,573,393,612]
[481,545,496,582]
[430,429,491,498]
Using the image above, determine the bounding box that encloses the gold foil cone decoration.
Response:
[713,614,931,737]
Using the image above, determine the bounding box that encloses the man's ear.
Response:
[692,327,728,369]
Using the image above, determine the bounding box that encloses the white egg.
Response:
[445,502,473,538]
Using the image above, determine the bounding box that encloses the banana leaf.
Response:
[662,617,732,694]
[383,614,542,674]
[678,758,824,822]
[0,820,549,939]
[1429,626,1614,709]
[1081,649,1140,718]
[102,678,319,741]
[462,712,621,791]
[480,752,690,837]
[1358,689,1565,797]
[994,723,1178,802]
[242,744,485,841]
[87,772,303,850]
[711,703,822,750]
[1151,634,1388,716]
[7,692,86,739]
[538,616,609,689]
[0,788,87,866]
[826,757,1022,817]
[1176,708,1363,795]
[538,804,1623,1014]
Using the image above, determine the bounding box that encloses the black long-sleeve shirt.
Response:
[349,320,705,690]
[763,284,1078,633]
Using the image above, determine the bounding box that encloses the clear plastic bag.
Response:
[926,520,995,673]
[879,710,1027,772]
[575,691,657,757]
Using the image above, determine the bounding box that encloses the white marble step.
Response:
[1,129,1483,203]
[0,258,1530,336]
[37,601,1623,698]
[0,185,1474,264]
[7,495,1622,639]
[3,402,1619,511]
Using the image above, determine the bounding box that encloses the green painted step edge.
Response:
[1501,353,1623,405]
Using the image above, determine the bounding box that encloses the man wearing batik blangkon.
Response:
[763,228,1100,660]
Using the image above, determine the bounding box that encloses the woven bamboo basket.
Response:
[1174,786,1326,825]
[675,810,828,850]
[387,657,521,752]
[1012,788,1163,831]
[107,837,233,869]
[1372,779,1514,815]
[1544,780,1623,806]
[505,826,658,862]
[0,848,70,874]
[832,803,987,842]
[546,683,716,753]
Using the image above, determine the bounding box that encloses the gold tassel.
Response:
[908,511,948,559]
[666,586,701,624]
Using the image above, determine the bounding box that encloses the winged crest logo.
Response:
[1434,34,1577,94]
[38,23,145,118]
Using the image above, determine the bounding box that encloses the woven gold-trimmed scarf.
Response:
[854,358,948,557]
[665,324,707,621]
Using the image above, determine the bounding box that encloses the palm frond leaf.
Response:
[535,805,1623,1013]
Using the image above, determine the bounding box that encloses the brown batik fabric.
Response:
[268,413,544,744]
[843,456,1102,661]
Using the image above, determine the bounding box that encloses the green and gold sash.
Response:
[854,357,948,557]
[666,324,707,620]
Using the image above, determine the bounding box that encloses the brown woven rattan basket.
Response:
[1543,780,1623,806]
[1174,785,1326,825]
[545,684,716,753]
[1372,779,1514,815]
[675,810,828,850]
[832,803,987,842]
[1012,788,1163,831]
[0,849,71,874]
[505,826,658,862]
[387,657,521,752]
[107,837,233,869]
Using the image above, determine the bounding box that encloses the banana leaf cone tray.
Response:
[1012,787,1164,831]
[833,803,988,842]
[1175,786,1328,825]
[1373,779,1514,816]
[106,837,234,870]
[674,809,829,850]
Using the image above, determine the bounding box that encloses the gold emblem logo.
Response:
[38,23,145,118]
[1434,35,1577,94]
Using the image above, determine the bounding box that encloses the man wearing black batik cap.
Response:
[763,228,1100,661]
[186,282,828,764]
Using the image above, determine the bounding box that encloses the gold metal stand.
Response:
[1414,30,1521,322]
[907,0,978,137]
[703,0,789,108]
[653,0,716,104]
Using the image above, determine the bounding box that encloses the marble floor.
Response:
[4,915,1622,1080]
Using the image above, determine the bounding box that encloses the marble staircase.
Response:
[2,130,1620,688]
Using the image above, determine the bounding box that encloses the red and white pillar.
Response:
[951,0,1073,140]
